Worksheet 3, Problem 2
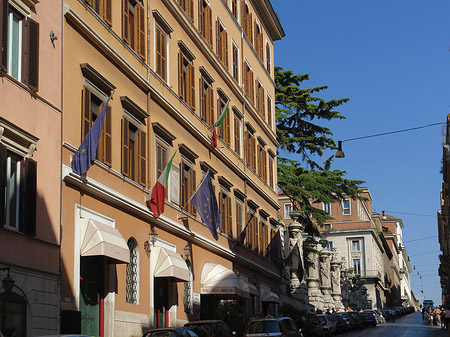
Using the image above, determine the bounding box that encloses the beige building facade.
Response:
[61,0,284,335]
[0,0,62,335]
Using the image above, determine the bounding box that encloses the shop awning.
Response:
[80,219,130,264]
[261,289,281,304]
[153,247,190,282]
[200,263,248,298]
[240,279,258,296]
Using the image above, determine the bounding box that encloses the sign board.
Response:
[193,293,200,305]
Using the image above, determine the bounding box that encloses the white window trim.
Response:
[7,11,23,80]
[284,203,292,220]
[153,20,170,86]
[342,199,351,215]
[323,202,331,215]
[231,39,240,84]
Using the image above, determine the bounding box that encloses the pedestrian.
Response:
[433,306,441,326]
[422,307,425,320]
[444,307,450,332]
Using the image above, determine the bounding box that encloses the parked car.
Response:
[330,314,348,334]
[297,314,325,337]
[244,317,303,337]
[364,309,385,324]
[336,312,357,331]
[347,311,365,329]
[144,328,199,337]
[362,312,377,327]
[316,315,336,336]
[185,320,233,337]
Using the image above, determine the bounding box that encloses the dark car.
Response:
[297,314,324,337]
[144,328,199,337]
[330,314,347,334]
[347,312,365,329]
[185,320,233,337]
[244,317,302,337]
[336,312,356,331]
[362,312,377,327]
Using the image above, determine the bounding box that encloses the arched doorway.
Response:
[0,291,26,337]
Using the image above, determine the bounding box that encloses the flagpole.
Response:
[231,209,255,249]
[177,170,211,219]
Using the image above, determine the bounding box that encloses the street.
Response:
[342,312,448,337]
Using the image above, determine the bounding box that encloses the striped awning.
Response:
[261,289,281,304]
[153,247,190,282]
[200,263,248,298]
[240,279,258,296]
[80,219,130,264]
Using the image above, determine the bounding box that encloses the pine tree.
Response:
[276,67,363,235]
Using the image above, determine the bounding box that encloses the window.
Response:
[199,0,212,45]
[240,1,252,43]
[216,20,228,67]
[246,207,258,251]
[181,161,196,215]
[122,0,145,59]
[156,142,168,193]
[233,113,241,155]
[254,22,263,61]
[1,4,40,91]
[353,259,361,275]
[256,80,264,117]
[155,24,167,81]
[0,292,26,335]
[199,74,214,125]
[86,0,112,24]
[261,218,268,257]
[257,142,267,181]
[268,154,274,189]
[217,93,230,144]
[352,240,360,251]
[343,199,351,215]
[231,0,237,19]
[178,0,194,20]
[265,42,271,73]
[235,201,243,241]
[82,87,112,167]
[232,43,239,82]
[219,190,232,236]
[267,95,272,129]
[121,117,147,185]
[284,203,292,220]
[323,202,331,215]
[178,50,195,109]
[244,126,256,170]
[126,237,139,304]
[0,144,37,235]
[243,62,254,102]
[327,241,333,251]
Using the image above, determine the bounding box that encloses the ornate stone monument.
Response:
[330,248,344,310]
[305,237,323,310]
[319,242,333,309]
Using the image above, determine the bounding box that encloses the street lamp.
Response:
[149,228,158,246]
[183,244,192,260]
[0,266,14,293]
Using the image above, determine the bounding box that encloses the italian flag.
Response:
[211,99,229,150]
[147,150,177,218]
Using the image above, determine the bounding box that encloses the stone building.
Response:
[0,0,62,335]
[60,0,284,335]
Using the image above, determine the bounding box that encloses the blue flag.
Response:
[190,171,221,240]
[72,95,111,176]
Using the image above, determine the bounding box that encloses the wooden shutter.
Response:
[104,0,112,25]
[199,0,204,37]
[226,195,232,235]
[122,118,130,177]
[249,13,253,43]
[240,0,245,32]
[224,104,230,144]
[139,129,146,185]
[262,150,267,180]
[188,0,194,19]
[224,30,228,68]
[19,158,37,236]
[138,3,145,59]
[181,162,186,207]
[219,192,225,231]
[24,18,39,91]
[207,86,214,125]
[188,167,196,215]
[199,77,205,120]
[122,0,129,43]
[235,203,242,240]
[82,87,91,139]
[249,70,254,102]
[251,136,256,170]
[207,6,212,45]
[104,105,112,166]
[0,0,8,72]
[0,143,6,226]
[216,20,220,58]
[269,155,273,188]
[178,53,183,98]
[189,63,195,109]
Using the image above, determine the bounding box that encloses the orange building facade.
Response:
[61,0,284,335]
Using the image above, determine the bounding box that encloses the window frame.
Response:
[352,240,360,252]
[122,0,146,59]
[217,91,230,144]
[323,202,331,215]
[126,237,140,304]
[231,41,239,83]
[255,79,264,117]
[284,203,292,220]
[219,187,232,237]
[216,18,228,68]
[180,158,196,216]
[233,110,242,156]
[353,258,361,275]
[199,70,214,125]
[254,20,263,61]
[199,0,212,46]
[342,199,351,215]
[178,45,196,110]
[243,61,254,102]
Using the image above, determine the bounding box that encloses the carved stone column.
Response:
[306,237,323,310]
[287,215,308,303]
[320,245,333,309]
[330,248,343,310]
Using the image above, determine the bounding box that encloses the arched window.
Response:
[0,292,26,336]
[126,237,139,304]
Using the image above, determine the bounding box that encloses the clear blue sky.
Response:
[272,0,450,306]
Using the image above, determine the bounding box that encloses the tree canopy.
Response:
[275,67,363,235]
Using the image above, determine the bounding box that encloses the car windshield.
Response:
[184,325,212,337]
[247,321,280,333]
[144,330,178,337]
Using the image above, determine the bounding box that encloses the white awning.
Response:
[200,263,248,298]
[153,247,190,282]
[261,289,281,304]
[240,279,258,296]
[80,219,130,264]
